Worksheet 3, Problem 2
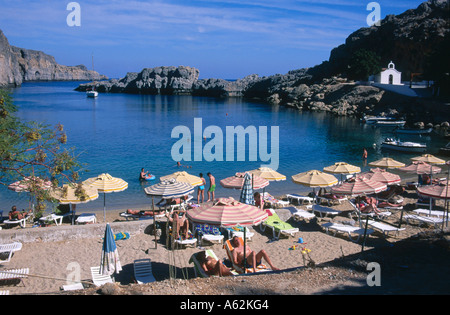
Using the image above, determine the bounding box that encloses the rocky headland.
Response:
[0,30,107,87]
[75,0,449,126]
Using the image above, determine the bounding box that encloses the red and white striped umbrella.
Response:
[8,176,52,192]
[417,184,450,199]
[361,168,401,185]
[220,172,269,190]
[331,175,387,196]
[186,197,268,227]
[398,161,441,175]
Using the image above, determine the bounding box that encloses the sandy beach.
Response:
[1,178,449,295]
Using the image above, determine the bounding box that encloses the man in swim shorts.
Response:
[231,236,279,273]
[207,172,215,202]
[197,173,206,203]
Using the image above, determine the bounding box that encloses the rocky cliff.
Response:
[0,30,107,87]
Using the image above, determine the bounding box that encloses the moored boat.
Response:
[361,115,397,124]
[375,120,406,127]
[381,138,427,153]
[86,90,98,98]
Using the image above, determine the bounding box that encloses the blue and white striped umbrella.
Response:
[144,179,194,199]
[239,173,254,205]
[100,223,122,276]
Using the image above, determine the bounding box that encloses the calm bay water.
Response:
[1,81,446,213]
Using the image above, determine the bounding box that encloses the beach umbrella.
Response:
[220,172,269,190]
[248,167,286,182]
[323,162,361,175]
[49,183,99,224]
[144,179,194,249]
[186,197,268,273]
[292,170,338,188]
[417,184,450,200]
[83,173,128,222]
[398,161,441,175]
[160,171,203,187]
[331,175,387,196]
[99,223,122,276]
[368,157,405,169]
[8,176,53,215]
[411,154,446,165]
[361,168,401,185]
[239,173,254,205]
[186,197,268,227]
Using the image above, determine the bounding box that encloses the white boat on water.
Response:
[381,138,427,153]
[86,90,98,98]
[361,116,396,124]
[374,120,406,127]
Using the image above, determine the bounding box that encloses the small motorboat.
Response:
[381,138,427,153]
[361,116,397,124]
[395,127,433,135]
[86,90,98,98]
[374,120,406,127]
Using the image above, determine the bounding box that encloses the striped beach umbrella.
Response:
[417,184,450,200]
[8,176,52,193]
[83,173,128,222]
[368,157,405,169]
[239,173,254,205]
[398,161,441,175]
[361,168,401,185]
[186,197,268,227]
[99,223,122,276]
[144,179,195,199]
[160,171,203,187]
[220,172,269,190]
[331,175,387,196]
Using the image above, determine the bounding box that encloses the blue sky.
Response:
[0,0,425,79]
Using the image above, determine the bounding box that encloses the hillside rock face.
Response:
[0,30,107,87]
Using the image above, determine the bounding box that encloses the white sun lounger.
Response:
[367,220,405,237]
[0,290,9,295]
[90,266,113,286]
[286,194,314,205]
[0,242,23,263]
[39,213,67,226]
[134,259,156,284]
[61,283,84,291]
[403,214,448,229]
[226,226,255,241]
[76,213,97,224]
[312,205,340,218]
[3,217,28,228]
[283,206,316,221]
[321,222,374,242]
[0,268,29,286]
[413,209,448,218]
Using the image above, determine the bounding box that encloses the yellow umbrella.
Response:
[368,157,405,169]
[292,170,338,188]
[248,167,286,181]
[83,173,128,222]
[323,162,361,175]
[411,154,446,165]
[49,183,99,224]
[159,171,203,186]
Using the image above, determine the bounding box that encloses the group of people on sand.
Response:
[197,236,279,277]
[197,172,215,203]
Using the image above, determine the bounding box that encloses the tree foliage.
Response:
[0,89,84,215]
[347,49,381,81]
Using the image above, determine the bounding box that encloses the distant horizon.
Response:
[0,0,425,79]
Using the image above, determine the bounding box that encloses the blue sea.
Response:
[1,81,447,213]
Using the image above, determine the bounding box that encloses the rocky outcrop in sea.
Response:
[0,29,107,87]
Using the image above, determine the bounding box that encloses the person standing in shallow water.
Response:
[362,148,368,166]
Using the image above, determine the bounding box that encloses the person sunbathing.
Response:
[231,236,279,273]
[358,196,382,214]
[8,206,31,220]
[197,251,234,277]
[166,210,189,240]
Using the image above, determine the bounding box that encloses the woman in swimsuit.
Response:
[197,251,233,277]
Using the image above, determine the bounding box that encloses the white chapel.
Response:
[369,61,403,85]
